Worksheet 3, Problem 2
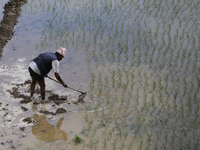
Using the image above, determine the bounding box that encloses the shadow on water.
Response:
[0,0,26,59]
[31,104,68,142]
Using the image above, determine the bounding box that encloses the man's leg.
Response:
[38,80,46,100]
[30,76,37,97]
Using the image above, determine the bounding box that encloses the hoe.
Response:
[47,76,87,102]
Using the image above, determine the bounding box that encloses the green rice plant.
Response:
[153,141,158,150]
[120,140,125,150]
[73,134,82,144]
[139,138,143,150]
[127,138,134,150]
[113,138,117,150]
[102,138,107,149]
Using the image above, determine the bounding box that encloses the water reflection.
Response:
[31,104,68,142]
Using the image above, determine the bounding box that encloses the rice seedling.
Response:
[73,134,82,144]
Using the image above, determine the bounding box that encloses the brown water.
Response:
[1,0,200,149]
[0,1,92,149]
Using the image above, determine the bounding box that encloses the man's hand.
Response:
[54,73,68,87]
[62,82,68,88]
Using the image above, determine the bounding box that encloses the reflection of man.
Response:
[31,104,68,142]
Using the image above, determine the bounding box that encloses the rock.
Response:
[21,106,28,111]
[20,127,25,132]
[20,99,31,104]
[39,110,56,115]
[56,108,67,114]
[22,117,33,124]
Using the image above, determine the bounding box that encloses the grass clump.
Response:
[73,134,82,144]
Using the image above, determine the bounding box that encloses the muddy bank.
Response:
[7,79,85,106]
[0,0,9,21]
[0,78,88,149]
[6,79,86,117]
[0,0,26,59]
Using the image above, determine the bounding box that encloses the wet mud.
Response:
[7,80,76,116]
[22,117,35,124]
[0,78,87,149]
[37,108,67,116]
[0,0,89,149]
[0,0,27,59]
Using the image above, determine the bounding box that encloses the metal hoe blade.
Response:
[78,92,87,103]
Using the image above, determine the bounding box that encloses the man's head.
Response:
[55,47,67,61]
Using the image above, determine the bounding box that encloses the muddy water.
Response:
[0,60,90,149]
[0,1,92,149]
[0,47,90,147]
[1,0,200,149]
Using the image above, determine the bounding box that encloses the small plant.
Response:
[73,134,82,144]
[0,22,7,30]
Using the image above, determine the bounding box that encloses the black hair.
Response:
[55,52,63,57]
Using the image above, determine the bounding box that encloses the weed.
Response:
[73,134,82,144]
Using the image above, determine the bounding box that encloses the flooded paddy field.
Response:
[0,0,200,149]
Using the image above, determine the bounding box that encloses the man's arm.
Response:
[51,60,68,87]
[55,73,68,87]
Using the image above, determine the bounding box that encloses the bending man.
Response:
[28,47,68,100]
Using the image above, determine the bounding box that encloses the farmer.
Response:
[28,47,68,100]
